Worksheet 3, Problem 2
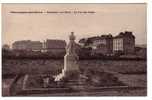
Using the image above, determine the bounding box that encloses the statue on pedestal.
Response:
[54,32,79,81]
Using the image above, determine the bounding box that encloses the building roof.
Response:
[79,38,87,44]
[114,31,135,39]
[87,34,113,41]
[12,40,42,47]
[12,40,31,45]
[79,34,113,46]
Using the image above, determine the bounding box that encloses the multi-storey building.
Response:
[12,40,43,51]
[79,34,113,55]
[44,39,66,54]
[12,40,31,50]
[113,31,135,54]
[91,35,113,55]
[79,31,135,55]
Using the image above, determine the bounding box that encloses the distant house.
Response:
[113,31,135,54]
[44,39,66,54]
[91,34,113,55]
[79,34,113,55]
[12,40,31,50]
[12,40,43,51]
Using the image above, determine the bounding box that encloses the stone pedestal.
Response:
[63,54,79,73]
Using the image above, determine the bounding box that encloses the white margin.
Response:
[0,0,151,100]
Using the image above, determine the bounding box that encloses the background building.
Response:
[79,34,113,55]
[11,31,136,56]
[44,39,66,54]
[79,31,135,56]
[113,31,135,54]
[90,34,113,55]
[12,40,43,51]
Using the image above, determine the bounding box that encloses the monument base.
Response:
[9,69,128,96]
[24,69,126,88]
[54,53,79,81]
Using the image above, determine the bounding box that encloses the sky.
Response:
[2,3,147,46]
